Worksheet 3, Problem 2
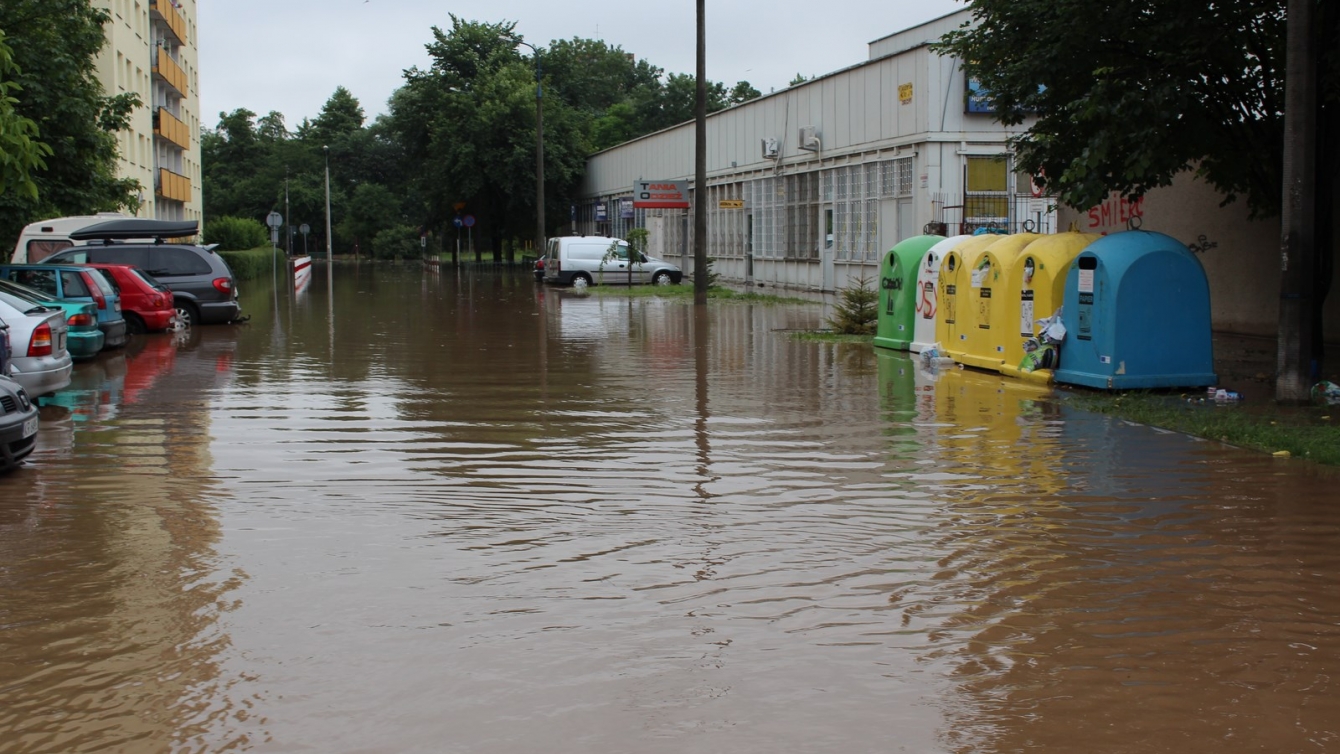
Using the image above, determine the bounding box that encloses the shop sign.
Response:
[633,180,690,209]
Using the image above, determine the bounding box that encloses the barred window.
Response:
[896,158,913,197]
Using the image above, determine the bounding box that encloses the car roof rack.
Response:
[68,218,199,243]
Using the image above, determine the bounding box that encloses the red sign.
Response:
[633,180,690,209]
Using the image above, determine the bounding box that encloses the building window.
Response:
[964,155,1010,231]
[784,172,818,260]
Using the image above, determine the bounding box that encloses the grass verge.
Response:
[791,332,874,344]
[1062,390,1340,465]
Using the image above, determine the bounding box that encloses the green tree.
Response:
[0,33,51,200]
[0,0,141,247]
[392,17,589,255]
[935,0,1338,219]
[728,81,762,105]
[789,73,809,86]
[307,86,365,147]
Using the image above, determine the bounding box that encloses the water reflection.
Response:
[0,328,247,751]
[2,265,1338,752]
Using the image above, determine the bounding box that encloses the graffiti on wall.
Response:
[1086,195,1144,230]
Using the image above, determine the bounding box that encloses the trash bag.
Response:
[1019,337,1057,372]
[1313,381,1340,406]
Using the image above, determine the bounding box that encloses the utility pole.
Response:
[1276,0,1317,403]
[693,0,708,306]
[285,169,291,256]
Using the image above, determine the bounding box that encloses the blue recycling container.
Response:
[1053,231,1216,390]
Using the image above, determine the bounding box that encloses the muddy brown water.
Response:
[2,264,1338,753]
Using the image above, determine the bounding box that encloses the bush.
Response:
[372,224,422,259]
[205,216,268,251]
[218,246,281,280]
[828,274,879,334]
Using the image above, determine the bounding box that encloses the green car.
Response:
[0,281,105,360]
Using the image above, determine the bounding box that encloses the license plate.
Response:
[22,416,37,438]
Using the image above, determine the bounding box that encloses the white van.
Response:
[10,213,129,263]
[542,235,683,287]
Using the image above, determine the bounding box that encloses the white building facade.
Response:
[578,11,1050,293]
[94,0,203,223]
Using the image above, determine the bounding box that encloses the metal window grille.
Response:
[865,199,879,260]
[896,158,913,197]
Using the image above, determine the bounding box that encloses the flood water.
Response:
[2,262,1339,753]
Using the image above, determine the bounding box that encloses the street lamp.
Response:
[323,146,333,262]
[513,39,545,259]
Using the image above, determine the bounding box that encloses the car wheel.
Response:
[175,299,199,329]
[571,272,593,286]
[653,271,674,286]
[124,312,146,335]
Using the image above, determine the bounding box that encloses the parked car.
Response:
[0,285,104,360]
[48,242,240,328]
[0,263,127,350]
[533,256,545,282]
[83,263,177,334]
[0,371,39,473]
[542,236,683,287]
[0,295,73,396]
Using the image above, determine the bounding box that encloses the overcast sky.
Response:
[198,0,965,131]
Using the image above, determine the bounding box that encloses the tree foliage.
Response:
[0,0,141,247]
[204,215,267,251]
[936,0,1340,218]
[0,33,51,200]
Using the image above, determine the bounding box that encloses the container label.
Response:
[917,282,936,319]
[977,288,992,330]
[1078,269,1094,293]
[944,285,956,324]
[1077,292,1094,341]
[1020,290,1034,336]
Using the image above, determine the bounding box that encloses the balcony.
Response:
[153,107,190,150]
[152,47,188,97]
[156,168,191,203]
[150,0,187,45]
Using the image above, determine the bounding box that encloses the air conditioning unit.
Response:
[798,126,820,152]
[761,137,780,160]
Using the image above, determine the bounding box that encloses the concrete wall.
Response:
[1057,172,1340,340]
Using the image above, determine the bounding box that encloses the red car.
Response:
[84,263,177,334]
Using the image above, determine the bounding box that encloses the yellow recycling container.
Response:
[935,234,1000,361]
[956,233,1039,372]
[998,233,1100,384]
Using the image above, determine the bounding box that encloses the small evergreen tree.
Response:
[828,274,878,334]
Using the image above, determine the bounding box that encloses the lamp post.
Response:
[322,147,333,265]
[514,39,545,259]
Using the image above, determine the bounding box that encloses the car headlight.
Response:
[17,388,31,411]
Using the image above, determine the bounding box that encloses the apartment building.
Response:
[93,0,202,222]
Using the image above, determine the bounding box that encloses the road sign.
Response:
[718,199,745,209]
[453,216,463,229]
[463,215,476,228]
[266,211,283,228]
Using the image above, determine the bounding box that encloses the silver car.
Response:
[0,372,38,472]
[0,295,73,397]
